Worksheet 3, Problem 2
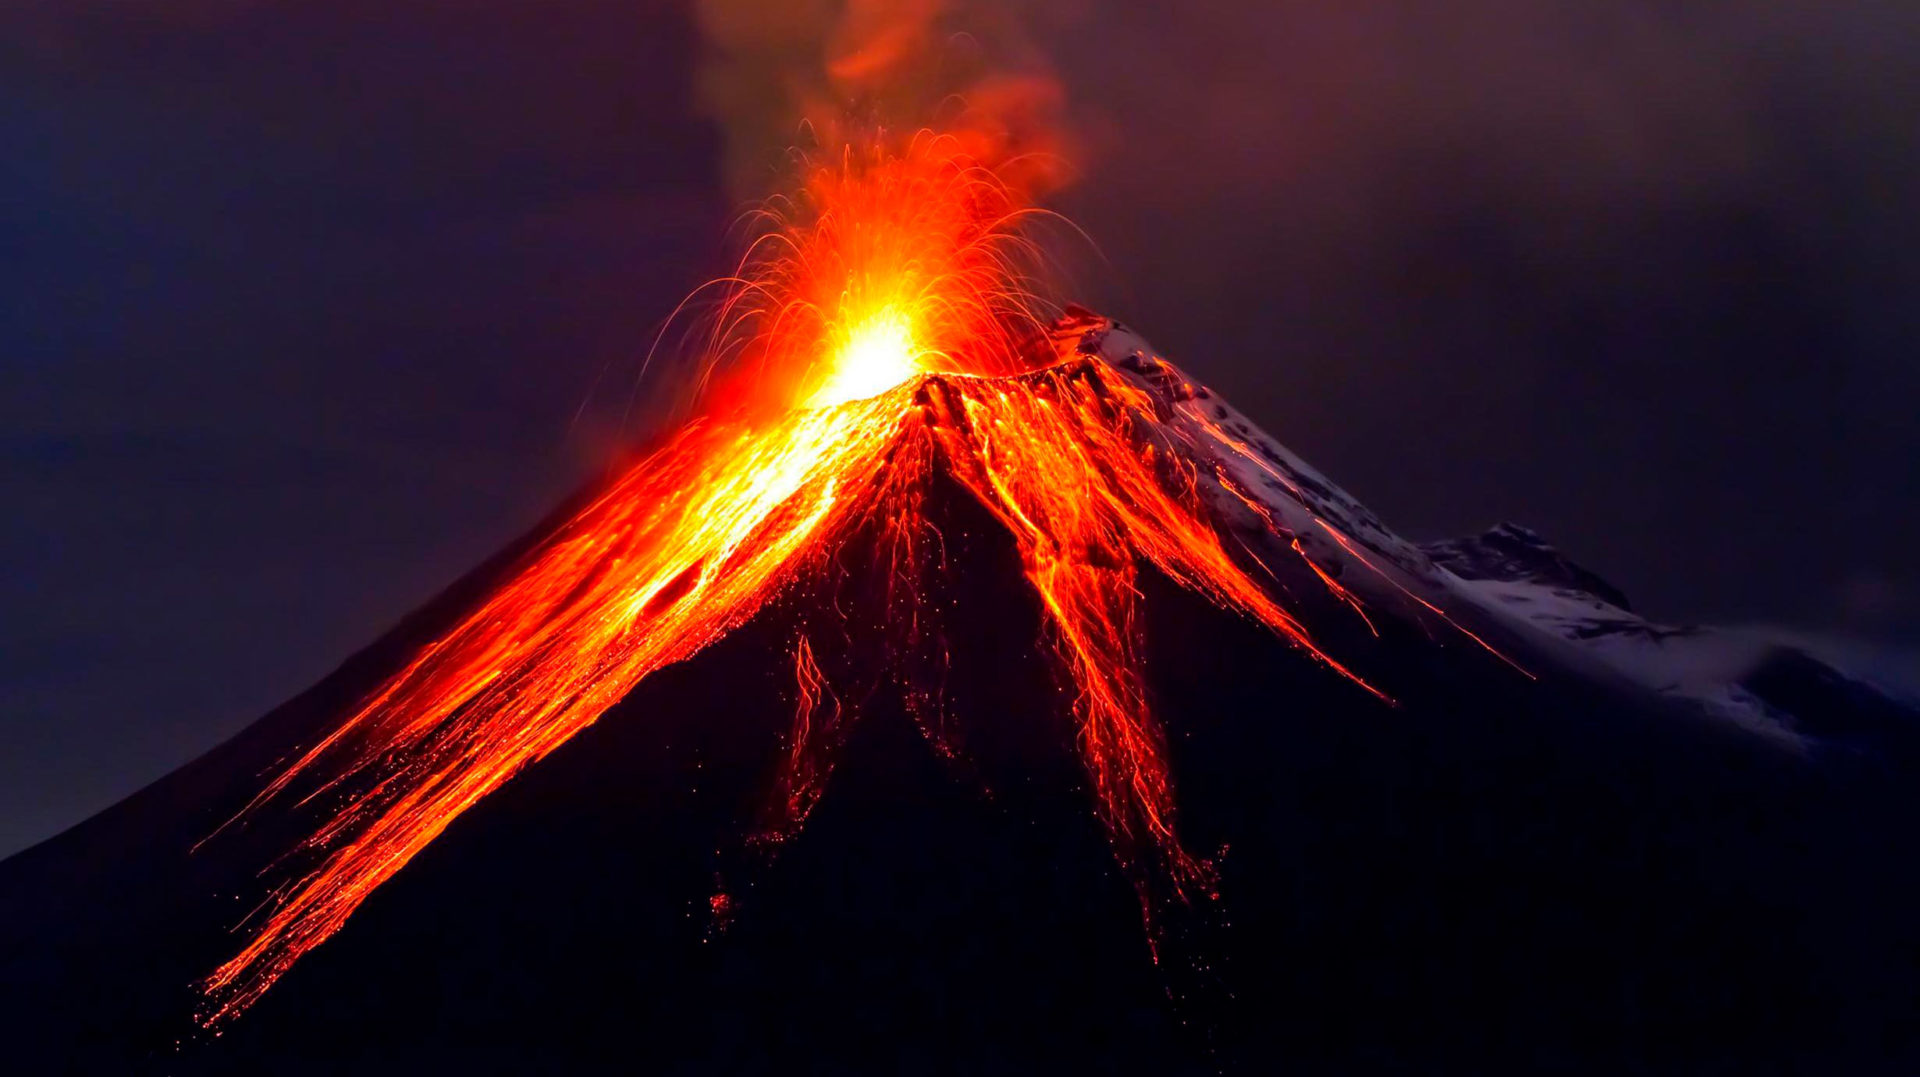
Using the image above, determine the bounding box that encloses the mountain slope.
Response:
[3,312,1917,1074]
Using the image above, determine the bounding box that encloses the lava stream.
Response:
[200,139,1385,1027]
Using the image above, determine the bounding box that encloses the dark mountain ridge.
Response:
[4,321,1918,1074]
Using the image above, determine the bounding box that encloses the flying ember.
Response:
[196,133,1395,1028]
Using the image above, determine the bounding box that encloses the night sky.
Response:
[4,1,1916,857]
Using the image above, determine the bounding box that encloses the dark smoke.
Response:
[1043,2,1920,638]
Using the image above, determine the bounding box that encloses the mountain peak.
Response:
[1423,522,1635,612]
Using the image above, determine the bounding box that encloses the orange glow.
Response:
[705,133,1049,418]
[762,634,844,843]
[198,135,1395,1027]
[809,306,921,406]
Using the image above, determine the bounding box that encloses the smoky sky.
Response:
[2,1,1916,857]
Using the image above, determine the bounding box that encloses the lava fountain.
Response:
[196,132,1389,1028]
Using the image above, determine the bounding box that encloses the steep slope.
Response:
[1429,522,1920,751]
[3,313,1918,1074]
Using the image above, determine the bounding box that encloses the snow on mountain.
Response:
[1056,310,1915,752]
[1426,525,1803,745]
[1424,524,1920,753]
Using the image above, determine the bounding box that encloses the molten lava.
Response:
[197,135,1410,1027]
[810,307,918,406]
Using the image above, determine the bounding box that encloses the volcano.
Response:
[4,310,1919,1074]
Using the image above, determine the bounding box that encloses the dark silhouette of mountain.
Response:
[4,319,1918,1075]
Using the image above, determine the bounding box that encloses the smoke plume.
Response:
[693,0,1075,199]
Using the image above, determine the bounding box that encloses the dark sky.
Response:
[3,1,1916,857]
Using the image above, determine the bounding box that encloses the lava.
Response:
[197,135,1394,1027]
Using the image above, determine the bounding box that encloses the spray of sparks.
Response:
[197,133,1396,1027]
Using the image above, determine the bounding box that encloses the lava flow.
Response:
[197,133,1387,1027]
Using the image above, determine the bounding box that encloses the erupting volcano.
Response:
[194,132,1467,1026]
[10,26,1920,1076]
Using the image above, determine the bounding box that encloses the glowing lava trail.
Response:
[199,135,1392,1026]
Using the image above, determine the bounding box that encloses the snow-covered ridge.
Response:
[1423,524,1920,752]
[1052,311,1437,587]
[1425,523,1633,613]
[1424,524,1803,744]
[1052,310,1916,752]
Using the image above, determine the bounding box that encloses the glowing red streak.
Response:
[763,635,844,843]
